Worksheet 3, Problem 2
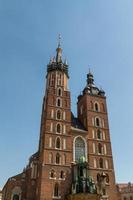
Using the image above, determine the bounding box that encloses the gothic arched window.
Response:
[60,171,64,179]
[54,183,59,197]
[50,169,55,178]
[56,137,61,149]
[57,73,62,86]
[99,158,104,168]
[56,123,61,133]
[57,110,61,120]
[98,143,102,154]
[75,137,86,161]
[97,129,102,140]
[57,98,62,107]
[57,88,62,96]
[56,153,60,164]
[95,117,100,127]
[13,195,19,200]
[95,102,99,111]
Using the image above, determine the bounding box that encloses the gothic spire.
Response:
[47,35,69,78]
[56,34,62,63]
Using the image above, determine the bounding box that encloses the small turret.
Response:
[49,57,53,64]
[64,58,68,65]
[83,70,105,96]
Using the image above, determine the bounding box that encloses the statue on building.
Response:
[71,156,97,194]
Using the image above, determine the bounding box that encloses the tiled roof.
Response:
[117,183,133,193]
[71,113,86,131]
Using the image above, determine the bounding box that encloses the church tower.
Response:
[77,71,118,199]
[37,39,72,200]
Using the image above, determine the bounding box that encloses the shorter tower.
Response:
[77,71,118,199]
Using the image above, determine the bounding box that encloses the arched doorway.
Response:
[11,186,21,200]
[13,194,19,200]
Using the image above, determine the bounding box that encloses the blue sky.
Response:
[0,0,133,188]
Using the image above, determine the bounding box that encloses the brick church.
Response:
[2,40,119,200]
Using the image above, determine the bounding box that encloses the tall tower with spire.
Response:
[2,38,119,200]
[37,37,72,200]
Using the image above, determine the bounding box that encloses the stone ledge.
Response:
[67,193,100,200]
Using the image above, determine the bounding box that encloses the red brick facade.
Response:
[117,183,133,200]
[2,44,118,200]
